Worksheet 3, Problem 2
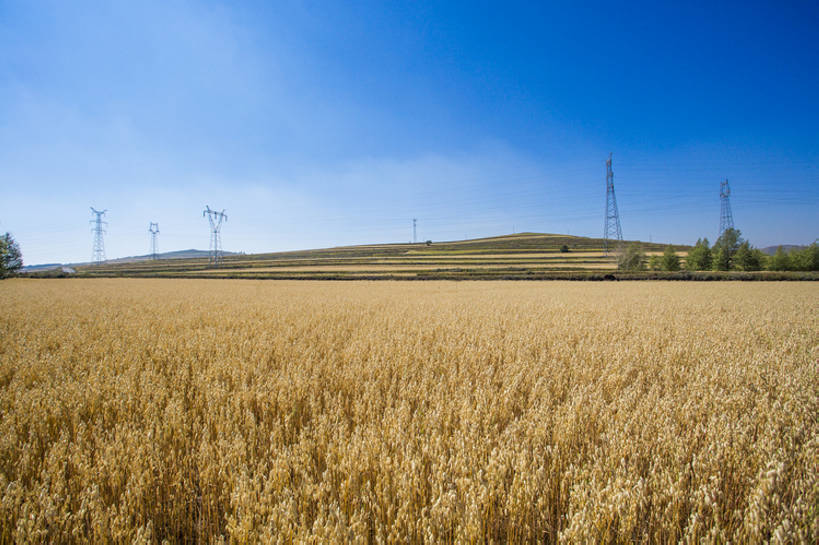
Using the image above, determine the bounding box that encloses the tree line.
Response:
[618,228,819,272]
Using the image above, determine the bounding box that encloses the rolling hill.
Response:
[38,233,690,280]
[22,249,240,272]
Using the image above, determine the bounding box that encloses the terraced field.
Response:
[71,233,685,280]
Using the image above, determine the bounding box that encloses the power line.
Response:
[89,207,107,264]
[603,153,623,255]
[203,206,227,266]
[148,222,160,260]
[719,179,735,238]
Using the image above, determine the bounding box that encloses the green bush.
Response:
[617,243,645,271]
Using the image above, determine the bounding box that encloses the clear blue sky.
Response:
[1,1,817,264]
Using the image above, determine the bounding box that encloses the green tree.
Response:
[0,233,23,278]
[712,246,730,271]
[805,243,819,271]
[712,228,742,270]
[661,245,680,271]
[617,242,645,271]
[685,238,712,270]
[648,255,661,271]
[734,241,764,271]
[789,242,819,271]
[751,248,766,270]
[768,246,792,271]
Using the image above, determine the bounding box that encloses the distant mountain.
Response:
[22,249,240,272]
[104,249,240,262]
[21,263,63,272]
[760,244,807,256]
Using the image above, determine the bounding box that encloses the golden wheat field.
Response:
[0,279,817,544]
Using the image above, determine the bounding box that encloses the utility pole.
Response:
[413,218,417,244]
[603,153,623,255]
[90,207,108,264]
[148,222,160,260]
[203,206,227,266]
[719,179,734,238]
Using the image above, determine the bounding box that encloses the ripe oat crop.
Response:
[1,279,816,543]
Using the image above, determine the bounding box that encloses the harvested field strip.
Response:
[183,263,617,274]
[399,252,608,259]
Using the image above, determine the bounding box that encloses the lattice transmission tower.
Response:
[603,153,623,255]
[719,179,734,238]
[203,206,227,266]
[90,207,108,264]
[148,222,160,260]
[413,218,417,243]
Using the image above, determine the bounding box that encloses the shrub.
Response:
[617,242,645,271]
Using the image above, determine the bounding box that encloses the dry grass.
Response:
[0,279,816,544]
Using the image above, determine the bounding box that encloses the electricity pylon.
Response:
[603,153,623,255]
[203,206,227,266]
[413,218,417,243]
[148,222,160,260]
[719,179,734,238]
[90,207,108,264]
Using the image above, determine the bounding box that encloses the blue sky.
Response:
[1,1,817,264]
